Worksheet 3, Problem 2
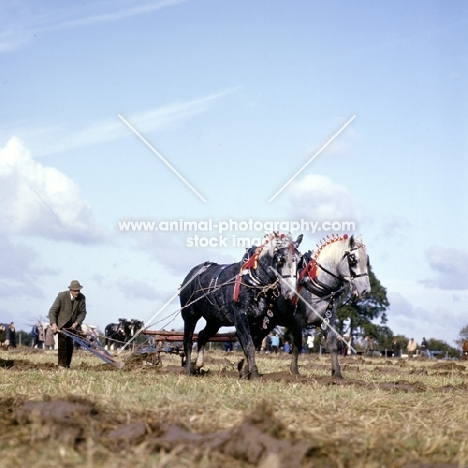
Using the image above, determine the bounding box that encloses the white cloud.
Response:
[386,291,465,346]
[288,174,364,224]
[421,245,468,290]
[1,89,238,158]
[0,137,105,243]
[0,235,57,298]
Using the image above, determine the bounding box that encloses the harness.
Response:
[233,246,262,302]
[293,238,368,308]
[233,238,282,302]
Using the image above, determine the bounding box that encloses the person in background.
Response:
[48,280,87,369]
[5,322,16,349]
[407,338,417,359]
[38,322,45,349]
[44,324,56,350]
[30,322,41,348]
[0,323,5,349]
[283,341,291,354]
[306,334,314,354]
[270,332,280,355]
[392,339,401,358]
[420,337,429,357]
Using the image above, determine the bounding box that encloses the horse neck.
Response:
[298,287,333,321]
[255,251,276,283]
[314,240,347,287]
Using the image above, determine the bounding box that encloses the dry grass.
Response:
[0,347,467,467]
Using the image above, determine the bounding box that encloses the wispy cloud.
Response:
[0,0,187,53]
[1,88,239,157]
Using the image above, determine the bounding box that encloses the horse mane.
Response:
[241,232,291,270]
[258,232,291,259]
[301,234,364,280]
[314,234,355,264]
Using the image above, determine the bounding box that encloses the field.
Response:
[1,346,467,468]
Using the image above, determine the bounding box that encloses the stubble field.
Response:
[0,346,467,468]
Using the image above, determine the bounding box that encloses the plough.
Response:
[61,328,237,369]
[140,330,238,366]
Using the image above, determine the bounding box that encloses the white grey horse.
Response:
[251,234,370,378]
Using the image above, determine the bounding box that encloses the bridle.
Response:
[233,233,297,302]
[295,245,368,303]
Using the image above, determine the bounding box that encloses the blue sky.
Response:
[1,0,467,348]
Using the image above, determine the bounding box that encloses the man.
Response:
[392,339,401,358]
[48,280,87,369]
[270,332,280,355]
[420,337,429,357]
[407,338,417,359]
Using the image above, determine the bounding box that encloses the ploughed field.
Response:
[1,347,467,468]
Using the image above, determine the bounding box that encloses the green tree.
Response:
[336,264,390,341]
[16,330,32,347]
[427,338,460,358]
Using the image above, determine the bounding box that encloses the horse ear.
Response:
[348,234,363,249]
[294,234,303,248]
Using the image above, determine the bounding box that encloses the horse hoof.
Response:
[249,372,262,380]
[331,371,344,379]
[249,366,262,380]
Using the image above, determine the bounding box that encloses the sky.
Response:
[1,0,467,348]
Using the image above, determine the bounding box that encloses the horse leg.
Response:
[183,316,198,376]
[194,322,220,372]
[289,318,303,375]
[235,318,261,380]
[326,325,343,379]
[235,358,245,378]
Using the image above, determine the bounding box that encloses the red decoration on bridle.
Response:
[233,233,277,302]
[292,234,350,306]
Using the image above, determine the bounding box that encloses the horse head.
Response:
[256,232,302,301]
[300,233,370,298]
[130,319,144,336]
[340,234,370,297]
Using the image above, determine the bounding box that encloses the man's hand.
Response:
[71,322,78,330]
[51,323,58,334]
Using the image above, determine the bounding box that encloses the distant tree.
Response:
[16,330,32,347]
[427,338,460,358]
[336,265,390,339]
[455,324,468,349]
[366,324,394,351]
